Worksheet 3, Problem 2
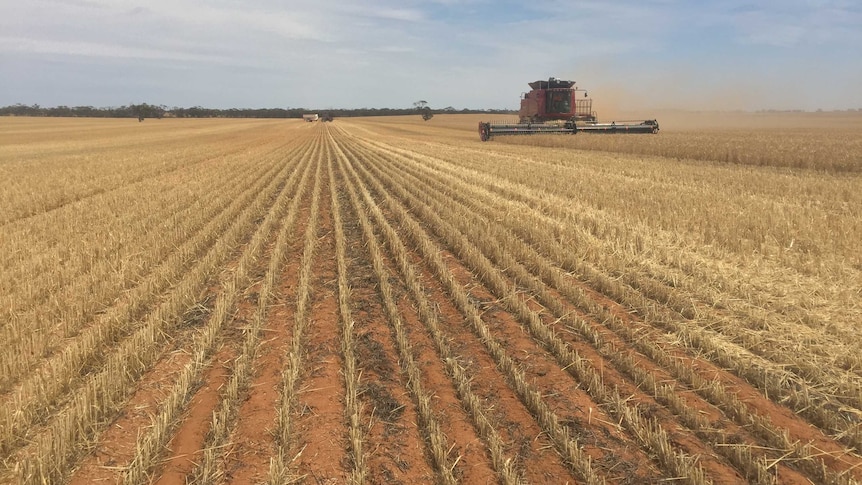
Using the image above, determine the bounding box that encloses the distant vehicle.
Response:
[303,113,319,122]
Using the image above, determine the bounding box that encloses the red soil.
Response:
[154,343,235,485]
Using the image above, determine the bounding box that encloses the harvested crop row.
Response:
[378,134,859,319]
[426,141,861,364]
[335,136,460,484]
[0,139,299,393]
[337,130,721,484]
[0,124,310,368]
[186,132,320,484]
[0,136,312,465]
[429,156,862,456]
[332,133,504,484]
[334,123,861,483]
[122,131,321,484]
[335,130,623,482]
[326,142,367,484]
[7,129,313,484]
[269,137,325,484]
[278,136,360,482]
[353,131,862,456]
[381,155,824,481]
[0,119,284,225]
[336,177,441,482]
[351,134,835,483]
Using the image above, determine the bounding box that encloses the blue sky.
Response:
[2,0,861,111]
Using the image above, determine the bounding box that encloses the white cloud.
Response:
[0,36,228,62]
[356,6,424,22]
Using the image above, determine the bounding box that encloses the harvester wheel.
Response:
[478,122,491,142]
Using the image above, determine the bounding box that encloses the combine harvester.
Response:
[479,77,659,141]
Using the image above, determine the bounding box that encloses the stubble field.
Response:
[1,112,861,484]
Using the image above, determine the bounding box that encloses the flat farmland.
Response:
[1,113,861,484]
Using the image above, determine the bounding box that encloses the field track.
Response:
[1,115,861,484]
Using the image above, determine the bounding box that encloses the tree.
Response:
[414,100,434,121]
[130,103,164,121]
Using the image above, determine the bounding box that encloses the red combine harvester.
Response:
[479,77,659,141]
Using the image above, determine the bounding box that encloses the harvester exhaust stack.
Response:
[479,77,659,141]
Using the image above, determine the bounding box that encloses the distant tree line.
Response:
[0,103,514,119]
[0,103,167,119]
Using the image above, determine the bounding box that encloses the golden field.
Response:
[0,113,860,484]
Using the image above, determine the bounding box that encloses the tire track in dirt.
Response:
[332,132,501,484]
[221,159,317,484]
[328,146,367,483]
[335,141,446,484]
[289,137,350,482]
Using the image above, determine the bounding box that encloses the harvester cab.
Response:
[519,77,596,123]
[479,77,659,141]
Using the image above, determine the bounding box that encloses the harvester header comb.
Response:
[479,119,659,141]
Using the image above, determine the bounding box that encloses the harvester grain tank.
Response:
[479,77,659,141]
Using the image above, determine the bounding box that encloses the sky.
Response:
[2,0,861,112]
